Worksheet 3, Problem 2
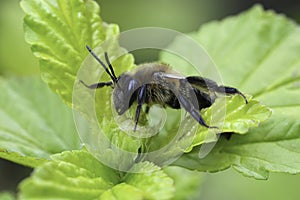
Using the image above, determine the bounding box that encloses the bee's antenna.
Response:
[104,52,117,81]
[86,45,117,83]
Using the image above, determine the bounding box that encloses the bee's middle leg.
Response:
[177,95,216,128]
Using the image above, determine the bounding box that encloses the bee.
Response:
[80,45,248,131]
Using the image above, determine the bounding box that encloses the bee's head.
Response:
[113,74,139,115]
[84,46,140,115]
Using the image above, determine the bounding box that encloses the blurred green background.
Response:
[0,0,300,199]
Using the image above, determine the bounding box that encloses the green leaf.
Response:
[0,1,39,75]
[124,162,174,200]
[187,95,271,152]
[19,150,175,200]
[163,5,300,179]
[20,0,138,172]
[19,150,118,200]
[0,149,47,168]
[100,184,144,200]
[141,95,271,167]
[154,8,271,165]
[20,0,134,106]
[0,192,15,200]
[163,166,203,200]
[0,78,80,167]
[85,118,142,172]
[100,162,175,200]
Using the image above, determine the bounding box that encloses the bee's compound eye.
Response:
[128,79,138,91]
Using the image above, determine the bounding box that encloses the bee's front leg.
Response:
[80,80,113,89]
[134,84,147,132]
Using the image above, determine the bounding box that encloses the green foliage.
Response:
[20,0,134,106]
[0,1,39,75]
[141,95,271,166]
[19,150,174,200]
[187,95,271,152]
[164,166,203,200]
[164,5,300,179]
[0,78,80,168]
[3,0,298,199]
[0,192,15,200]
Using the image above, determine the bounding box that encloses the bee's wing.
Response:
[157,73,214,108]
[156,72,213,128]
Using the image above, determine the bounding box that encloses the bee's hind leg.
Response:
[216,86,248,104]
